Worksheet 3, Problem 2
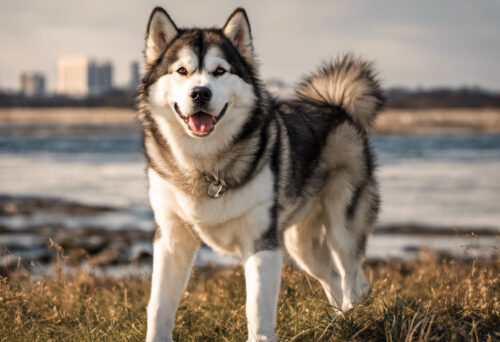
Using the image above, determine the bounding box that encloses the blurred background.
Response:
[1,0,499,276]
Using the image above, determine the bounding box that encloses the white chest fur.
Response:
[148,166,274,258]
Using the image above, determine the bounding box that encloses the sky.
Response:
[1,0,500,92]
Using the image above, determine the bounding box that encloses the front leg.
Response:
[146,215,200,342]
[244,249,283,342]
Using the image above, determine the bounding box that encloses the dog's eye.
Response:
[213,67,226,76]
[177,67,188,76]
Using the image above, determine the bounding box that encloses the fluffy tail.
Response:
[296,53,384,130]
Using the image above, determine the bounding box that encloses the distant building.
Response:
[20,72,45,97]
[57,55,113,97]
[130,61,140,91]
[89,59,112,96]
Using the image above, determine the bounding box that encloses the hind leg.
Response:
[284,206,344,311]
[322,186,374,311]
[325,221,369,311]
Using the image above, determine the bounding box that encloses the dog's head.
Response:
[142,7,258,143]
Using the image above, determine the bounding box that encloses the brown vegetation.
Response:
[374,108,500,134]
[1,256,499,341]
[2,108,500,134]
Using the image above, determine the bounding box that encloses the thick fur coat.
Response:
[138,7,383,342]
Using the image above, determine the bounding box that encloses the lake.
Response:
[1,126,499,266]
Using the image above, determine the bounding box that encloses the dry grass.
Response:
[373,108,500,134]
[2,108,500,134]
[1,256,499,341]
[0,108,136,125]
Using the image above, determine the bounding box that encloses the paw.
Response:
[247,335,278,342]
[358,271,371,297]
[145,332,173,342]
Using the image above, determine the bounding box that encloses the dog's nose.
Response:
[190,86,212,105]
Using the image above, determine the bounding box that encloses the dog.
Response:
[138,6,383,342]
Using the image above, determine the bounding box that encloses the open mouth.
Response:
[174,103,228,136]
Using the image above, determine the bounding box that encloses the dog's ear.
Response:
[223,8,254,65]
[145,7,178,66]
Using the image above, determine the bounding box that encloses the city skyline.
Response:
[14,56,138,97]
[1,0,500,92]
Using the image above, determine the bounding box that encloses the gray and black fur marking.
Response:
[138,10,384,254]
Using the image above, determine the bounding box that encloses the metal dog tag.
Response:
[208,180,225,198]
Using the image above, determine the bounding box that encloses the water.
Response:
[375,134,500,228]
[1,128,499,263]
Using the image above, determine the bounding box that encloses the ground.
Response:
[1,255,499,341]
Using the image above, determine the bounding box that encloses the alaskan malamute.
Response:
[138,7,383,342]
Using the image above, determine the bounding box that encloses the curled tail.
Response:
[296,53,384,130]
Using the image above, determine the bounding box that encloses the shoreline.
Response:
[1,195,498,272]
[1,107,500,134]
[2,194,499,235]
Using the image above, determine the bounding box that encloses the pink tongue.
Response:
[188,113,213,135]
